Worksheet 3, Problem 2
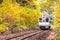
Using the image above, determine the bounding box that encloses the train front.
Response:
[39,17,51,30]
[38,11,53,30]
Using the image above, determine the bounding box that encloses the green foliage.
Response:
[0,24,5,32]
[54,28,60,40]
[20,6,42,29]
[57,37,60,40]
[0,0,43,32]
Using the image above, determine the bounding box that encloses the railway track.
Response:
[0,29,56,40]
[7,31,40,40]
[0,30,41,40]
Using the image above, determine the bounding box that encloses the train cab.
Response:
[39,17,51,30]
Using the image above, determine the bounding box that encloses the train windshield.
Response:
[39,17,49,22]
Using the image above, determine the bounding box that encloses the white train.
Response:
[38,11,53,30]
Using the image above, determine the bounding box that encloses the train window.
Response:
[0,0,3,4]
[46,18,49,22]
[43,20,45,22]
[39,18,42,22]
[39,18,42,20]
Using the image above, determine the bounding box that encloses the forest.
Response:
[0,0,60,39]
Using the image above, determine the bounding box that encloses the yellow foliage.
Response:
[0,24,6,32]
